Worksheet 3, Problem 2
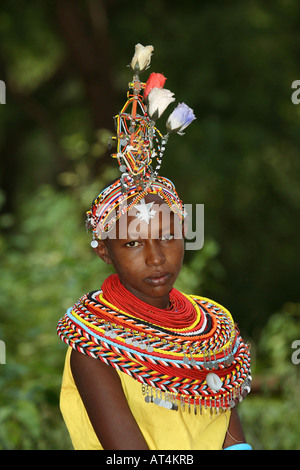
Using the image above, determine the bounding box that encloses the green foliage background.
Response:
[0,0,299,450]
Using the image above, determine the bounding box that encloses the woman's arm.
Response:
[223,407,247,449]
[70,349,149,450]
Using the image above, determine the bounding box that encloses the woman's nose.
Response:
[145,240,165,267]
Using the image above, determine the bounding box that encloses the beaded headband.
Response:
[86,43,196,246]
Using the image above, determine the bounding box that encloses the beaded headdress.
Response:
[86,43,196,246]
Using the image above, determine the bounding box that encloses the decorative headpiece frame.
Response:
[111,43,196,192]
[87,43,196,245]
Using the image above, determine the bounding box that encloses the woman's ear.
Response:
[93,240,112,265]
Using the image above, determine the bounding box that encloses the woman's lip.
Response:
[144,272,171,286]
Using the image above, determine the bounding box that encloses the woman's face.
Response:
[95,194,185,309]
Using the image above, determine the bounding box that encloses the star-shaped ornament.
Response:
[134,199,156,224]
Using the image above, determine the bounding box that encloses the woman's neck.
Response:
[119,281,171,310]
[101,274,197,328]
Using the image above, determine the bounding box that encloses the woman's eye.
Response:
[161,234,174,241]
[126,241,140,247]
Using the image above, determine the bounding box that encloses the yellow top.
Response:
[60,347,230,450]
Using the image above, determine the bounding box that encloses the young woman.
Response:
[57,44,252,451]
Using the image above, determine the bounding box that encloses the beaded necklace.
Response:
[101,274,200,330]
[57,274,251,415]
